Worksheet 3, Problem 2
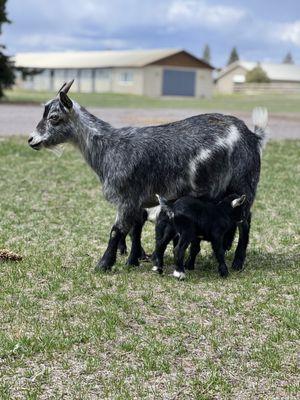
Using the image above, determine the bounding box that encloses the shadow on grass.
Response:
[126,248,300,281]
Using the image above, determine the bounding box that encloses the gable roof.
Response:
[217,60,300,82]
[14,49,213,70]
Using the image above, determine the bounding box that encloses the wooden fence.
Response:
[233,82,300,94]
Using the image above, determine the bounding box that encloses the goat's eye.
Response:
[49,114,60,123]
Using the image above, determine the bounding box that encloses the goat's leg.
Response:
[118,236,127,255]
[95,225,126,271]
[223,224,237,251]
[211,237,229,278]
[173,232,193,280]
[152,225,175,274]
[152,216,175,272]
[172,235,179,249]
[184,238,201,270]
[126,209,148,266]
[127,209,148,264]
[96,207,136,271]
[127,223,143,266]
[232,213,251,271]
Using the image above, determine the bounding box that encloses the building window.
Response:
[119,71,134,84]
[233,74,245,83]
[97,69,111,80]
[81,69,92,78]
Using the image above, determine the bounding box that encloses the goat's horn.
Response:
[57,82,67,95]
[62,79,75,94]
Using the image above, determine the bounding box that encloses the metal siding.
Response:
[162,69,196,96]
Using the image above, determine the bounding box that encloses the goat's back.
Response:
[105,113,262,208]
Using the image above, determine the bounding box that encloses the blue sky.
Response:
[2,0,300,66]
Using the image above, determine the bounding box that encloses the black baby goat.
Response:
[152,194,247,279]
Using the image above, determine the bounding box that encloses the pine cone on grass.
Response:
[0,250,23,262]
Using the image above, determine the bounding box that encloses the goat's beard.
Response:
[46,144,65,158]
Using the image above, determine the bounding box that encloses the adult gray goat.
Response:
[28,80,268,272]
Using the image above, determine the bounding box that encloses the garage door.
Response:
[162,69,196,96]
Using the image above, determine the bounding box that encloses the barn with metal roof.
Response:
[14,48,214,98]
[216,60,300,93]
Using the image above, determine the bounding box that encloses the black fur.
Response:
[154,194,247,278]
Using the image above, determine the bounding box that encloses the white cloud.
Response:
[279,20,300,46]
[16,33,128,52]
[3,0,300,65]
[167,0,247,28]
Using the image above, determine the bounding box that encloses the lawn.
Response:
[3,89,300,113]
[0,138,299,399]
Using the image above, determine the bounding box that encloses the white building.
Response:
[216,61,300,93]
[14,48,214,98]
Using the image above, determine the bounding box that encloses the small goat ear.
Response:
[231,194,246,208]
[59,91,73,110]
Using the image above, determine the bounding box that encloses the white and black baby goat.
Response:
[152,194,247,279]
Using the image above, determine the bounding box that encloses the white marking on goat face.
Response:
[216,125,240,151]
[173,270,186,280]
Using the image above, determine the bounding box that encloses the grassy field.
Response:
[0,138,299,399]
[3,89,300,113]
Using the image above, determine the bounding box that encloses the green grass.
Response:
[0,138,299,399]
[3,89,300,113]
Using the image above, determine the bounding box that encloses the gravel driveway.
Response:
[0,103,299,139]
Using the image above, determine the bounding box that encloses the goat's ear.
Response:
[59,91,73,110]
[231,194,246,208]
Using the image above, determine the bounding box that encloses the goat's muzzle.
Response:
[28,135,42,150]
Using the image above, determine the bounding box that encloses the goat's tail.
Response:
[156,194,174,219]
[252,107,268,149]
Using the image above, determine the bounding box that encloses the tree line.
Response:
[202,44,294,67]
[0,0,14,97]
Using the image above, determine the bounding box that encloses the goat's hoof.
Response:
[232,258,244,271]
[95,262,112,272]
[219,270,229,278]
[119,248,127,256]
[139,253,151,262]
[184,261,195,271]
[173,270,186,280]
[218,264,229,278]
[152,266,163,274]
[126,258,140,267]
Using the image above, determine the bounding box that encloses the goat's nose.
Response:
[28,136,33,144]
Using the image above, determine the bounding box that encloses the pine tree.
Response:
[0,0,15,98]
[227,47,239,66]
[202,44,211,64]
[282,51,294,64]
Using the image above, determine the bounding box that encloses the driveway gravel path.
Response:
[0,104,299,139]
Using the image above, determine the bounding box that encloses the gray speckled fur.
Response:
[29,95,266,267]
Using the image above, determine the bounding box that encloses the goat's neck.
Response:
[71,106,113,179]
